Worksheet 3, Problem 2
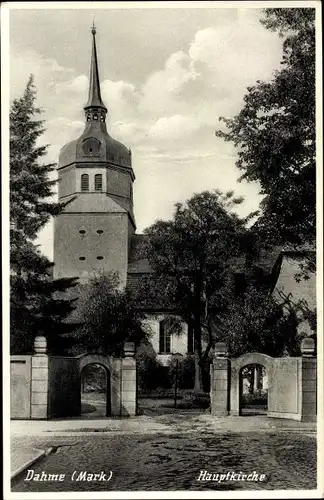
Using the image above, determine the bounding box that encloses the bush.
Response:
[136,342,172,391]
[241,390,268,406]
[162,390,210,409]
[138,387,176,399]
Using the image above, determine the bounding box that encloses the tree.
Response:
[218,283,305,359]
[10,75,60,247]
[216,8,316,253]
[137,190,258,392]
[70,273,151,356]
[11,264,79,355]
[10,75,78,354]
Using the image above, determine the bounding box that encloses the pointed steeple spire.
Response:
[84,23,107,114]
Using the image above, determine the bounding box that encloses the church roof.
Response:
[58,134,132,169]
[127,236,283,275]
[126,236,286,310]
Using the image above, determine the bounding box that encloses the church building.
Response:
[54,28,316,363]
[54,27,190,364]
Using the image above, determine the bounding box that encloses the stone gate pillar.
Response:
[31,336,49,419]
[121,342,137,417]
[300,337,317,422]
[210,342,230,416]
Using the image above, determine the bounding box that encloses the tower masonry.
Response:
[54,26,136,287]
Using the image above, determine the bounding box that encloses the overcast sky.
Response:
[8,4,284,260]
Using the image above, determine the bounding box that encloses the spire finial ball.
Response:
[91,21,96,35]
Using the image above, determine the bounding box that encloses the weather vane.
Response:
[91,20,96,35]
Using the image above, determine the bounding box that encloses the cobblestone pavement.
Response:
[11,429,316,492]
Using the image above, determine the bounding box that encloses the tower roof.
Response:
[84,23,107,111]
[58,25,133,174]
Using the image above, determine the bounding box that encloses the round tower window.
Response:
[82,137,101,156]
[79,230,86,234]
[97,256,104,260]
[79,257,86,261]
[96,230,103,234]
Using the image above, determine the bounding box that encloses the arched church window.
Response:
[81,174,89,192]
[159,319,171,354]
[87,114,91,122]
[94,174,103,191]
[100,114,105,122]
[93,114,98,121]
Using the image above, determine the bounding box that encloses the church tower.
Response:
[54,26,136,286]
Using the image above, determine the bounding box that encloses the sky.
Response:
[8,4,285,260]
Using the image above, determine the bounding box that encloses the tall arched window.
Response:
[81,174,89,192]
[94,174,103,192]
[159,319,171,354]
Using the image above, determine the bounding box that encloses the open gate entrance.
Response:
[239,363,268,416]
[210,340,317,422]
[81,363,111,418]
[230,353,273,416]
[10,337,138,419]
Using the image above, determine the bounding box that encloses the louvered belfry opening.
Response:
[95,173,103,191]
[81,173,89,191]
